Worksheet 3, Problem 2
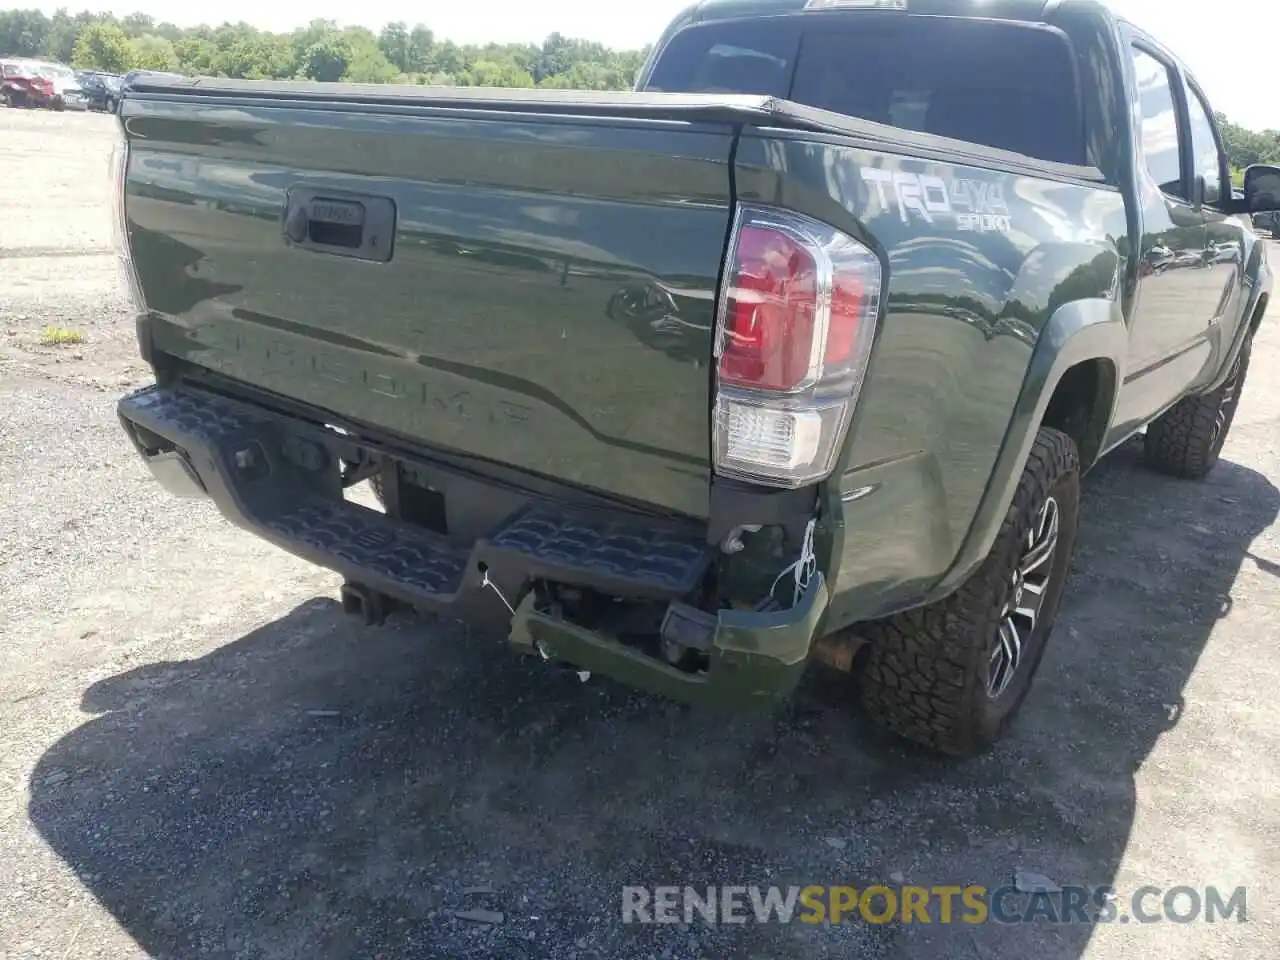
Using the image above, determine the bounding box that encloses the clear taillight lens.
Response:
[712,205,882,488]
[109,136,146,312]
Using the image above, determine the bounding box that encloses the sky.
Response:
[36,1,1278,130]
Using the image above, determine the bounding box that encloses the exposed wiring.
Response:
[769,518,817,608]
[480,568,516,615]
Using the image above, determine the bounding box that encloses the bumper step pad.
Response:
[265,499,470,598]
[488,507,710,597]
[118,384,710,609]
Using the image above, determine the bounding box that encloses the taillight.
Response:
[717,224,819,391]
[712,205,882,488]
[109,137,146,312]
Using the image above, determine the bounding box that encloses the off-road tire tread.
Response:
[858,427,1079,757]
[1143,342,1250,480]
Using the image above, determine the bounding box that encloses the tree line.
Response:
[3,7,1278,172]
[1218,114,1280,178]
[0,8,650,90]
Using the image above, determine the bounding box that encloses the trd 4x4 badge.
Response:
[861,167,1013,233]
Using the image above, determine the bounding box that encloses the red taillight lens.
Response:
[718,225,819,391]
[712,205,882,488]
[716,215,873,394]
[825,273,866,367]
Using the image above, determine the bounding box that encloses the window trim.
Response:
[1128,37,1195,206]
[1183,73,1230,210]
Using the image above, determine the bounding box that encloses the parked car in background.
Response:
[1237,187,1280,236]
[75,70,124,112]
[1253,210,1280,236]
[1,58,56,108]
[38,62,88,110]
[1,58,86,110]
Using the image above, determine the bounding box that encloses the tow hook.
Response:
[340,581,397,627]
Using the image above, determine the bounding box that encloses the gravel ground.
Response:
[2,107,1279,960]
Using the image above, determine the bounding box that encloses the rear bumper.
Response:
[510,573,827,707]
[117,382,826,707]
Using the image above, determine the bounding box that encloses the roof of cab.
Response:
[690,0,1056,23]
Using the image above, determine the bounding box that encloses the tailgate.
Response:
[121,95,735,518]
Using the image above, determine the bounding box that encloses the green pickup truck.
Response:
[113,0,1279,757]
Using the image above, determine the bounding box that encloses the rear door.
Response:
[1182,74,1247,334]
[1115,36,1212,422]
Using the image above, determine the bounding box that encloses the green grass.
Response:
[39,325,84,346]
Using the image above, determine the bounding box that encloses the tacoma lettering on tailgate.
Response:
[187,322,534,429]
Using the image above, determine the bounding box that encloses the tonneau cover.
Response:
[121,75,1106,184]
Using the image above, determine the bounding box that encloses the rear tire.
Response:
[1142,340,1250,480]
[858,427,1081,757]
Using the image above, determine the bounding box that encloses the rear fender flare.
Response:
[928,297,1126,600]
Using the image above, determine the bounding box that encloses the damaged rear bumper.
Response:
[117,382,828,707]
[510,574,827,707]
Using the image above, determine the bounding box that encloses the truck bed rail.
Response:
[120,76,1108,185]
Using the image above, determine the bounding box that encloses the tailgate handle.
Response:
[302,198,364,248]
[283,188,396,263]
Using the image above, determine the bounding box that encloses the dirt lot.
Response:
[2,107,1279,960]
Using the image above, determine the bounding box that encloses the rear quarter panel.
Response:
[734,132,1128,625]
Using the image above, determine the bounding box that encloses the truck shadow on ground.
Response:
[28,439,1278,960]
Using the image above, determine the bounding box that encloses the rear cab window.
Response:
[644,13,1086,166]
